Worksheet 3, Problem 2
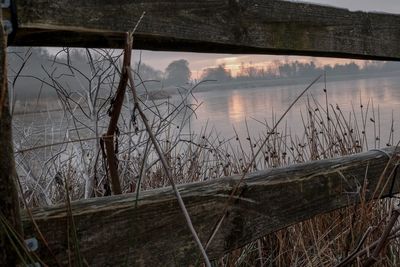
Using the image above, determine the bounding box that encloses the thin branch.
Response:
[363,208,400,267]
[102,33,132,195]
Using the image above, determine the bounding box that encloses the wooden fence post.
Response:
[0,14,23,265]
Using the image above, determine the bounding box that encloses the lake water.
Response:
[171,75,400,149]
[13,74,400,154]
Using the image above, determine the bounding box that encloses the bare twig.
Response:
[16,176,62,266]
[335,227,373,267]
[16,131,141,154]
[102,33,132,195]
[363,208,400,267]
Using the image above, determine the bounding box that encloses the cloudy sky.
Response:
[134,0,400,78]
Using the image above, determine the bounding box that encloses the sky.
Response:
[132,0,400,78]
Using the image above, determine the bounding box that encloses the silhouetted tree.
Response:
[135,63,162,82]
[133,62,163,90]
[164,59,191,86]
[201,64,232,82]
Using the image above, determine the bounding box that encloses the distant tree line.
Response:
[7,47,400,101]
[200,60,400,83]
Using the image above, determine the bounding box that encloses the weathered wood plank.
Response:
[22,147,400,266]
[0,14,23,265]
[10,0,400,60]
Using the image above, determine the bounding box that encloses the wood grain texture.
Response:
[21,147,400,266]
[10,0,400,60]
[0,15,23,265]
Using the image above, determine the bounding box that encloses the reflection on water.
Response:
[228,93,246,123]
[173,75,400,147]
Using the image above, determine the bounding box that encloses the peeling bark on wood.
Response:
[10,0,400,60]
[21,147,400,266]
[0,16,23,266]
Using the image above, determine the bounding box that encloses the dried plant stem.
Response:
[126,67,211,267]
[363,208,400,267]
[16,176,62,266]
[336,226,400,266]
[15,130,144,154]
[64,171,84,267]
[335,227,373,267]
[103,33,132,195]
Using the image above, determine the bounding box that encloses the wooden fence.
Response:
[1,0,400,265]
[22,148,400,265]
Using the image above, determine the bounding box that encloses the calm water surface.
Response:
[13,75,400,151]
[172,75,400,148]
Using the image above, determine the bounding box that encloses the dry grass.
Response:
[9,48,400,266]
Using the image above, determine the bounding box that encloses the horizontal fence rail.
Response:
[22,147,400,266]
[11,0,400,60]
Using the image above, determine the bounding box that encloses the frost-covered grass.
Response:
[10,48,400,266]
